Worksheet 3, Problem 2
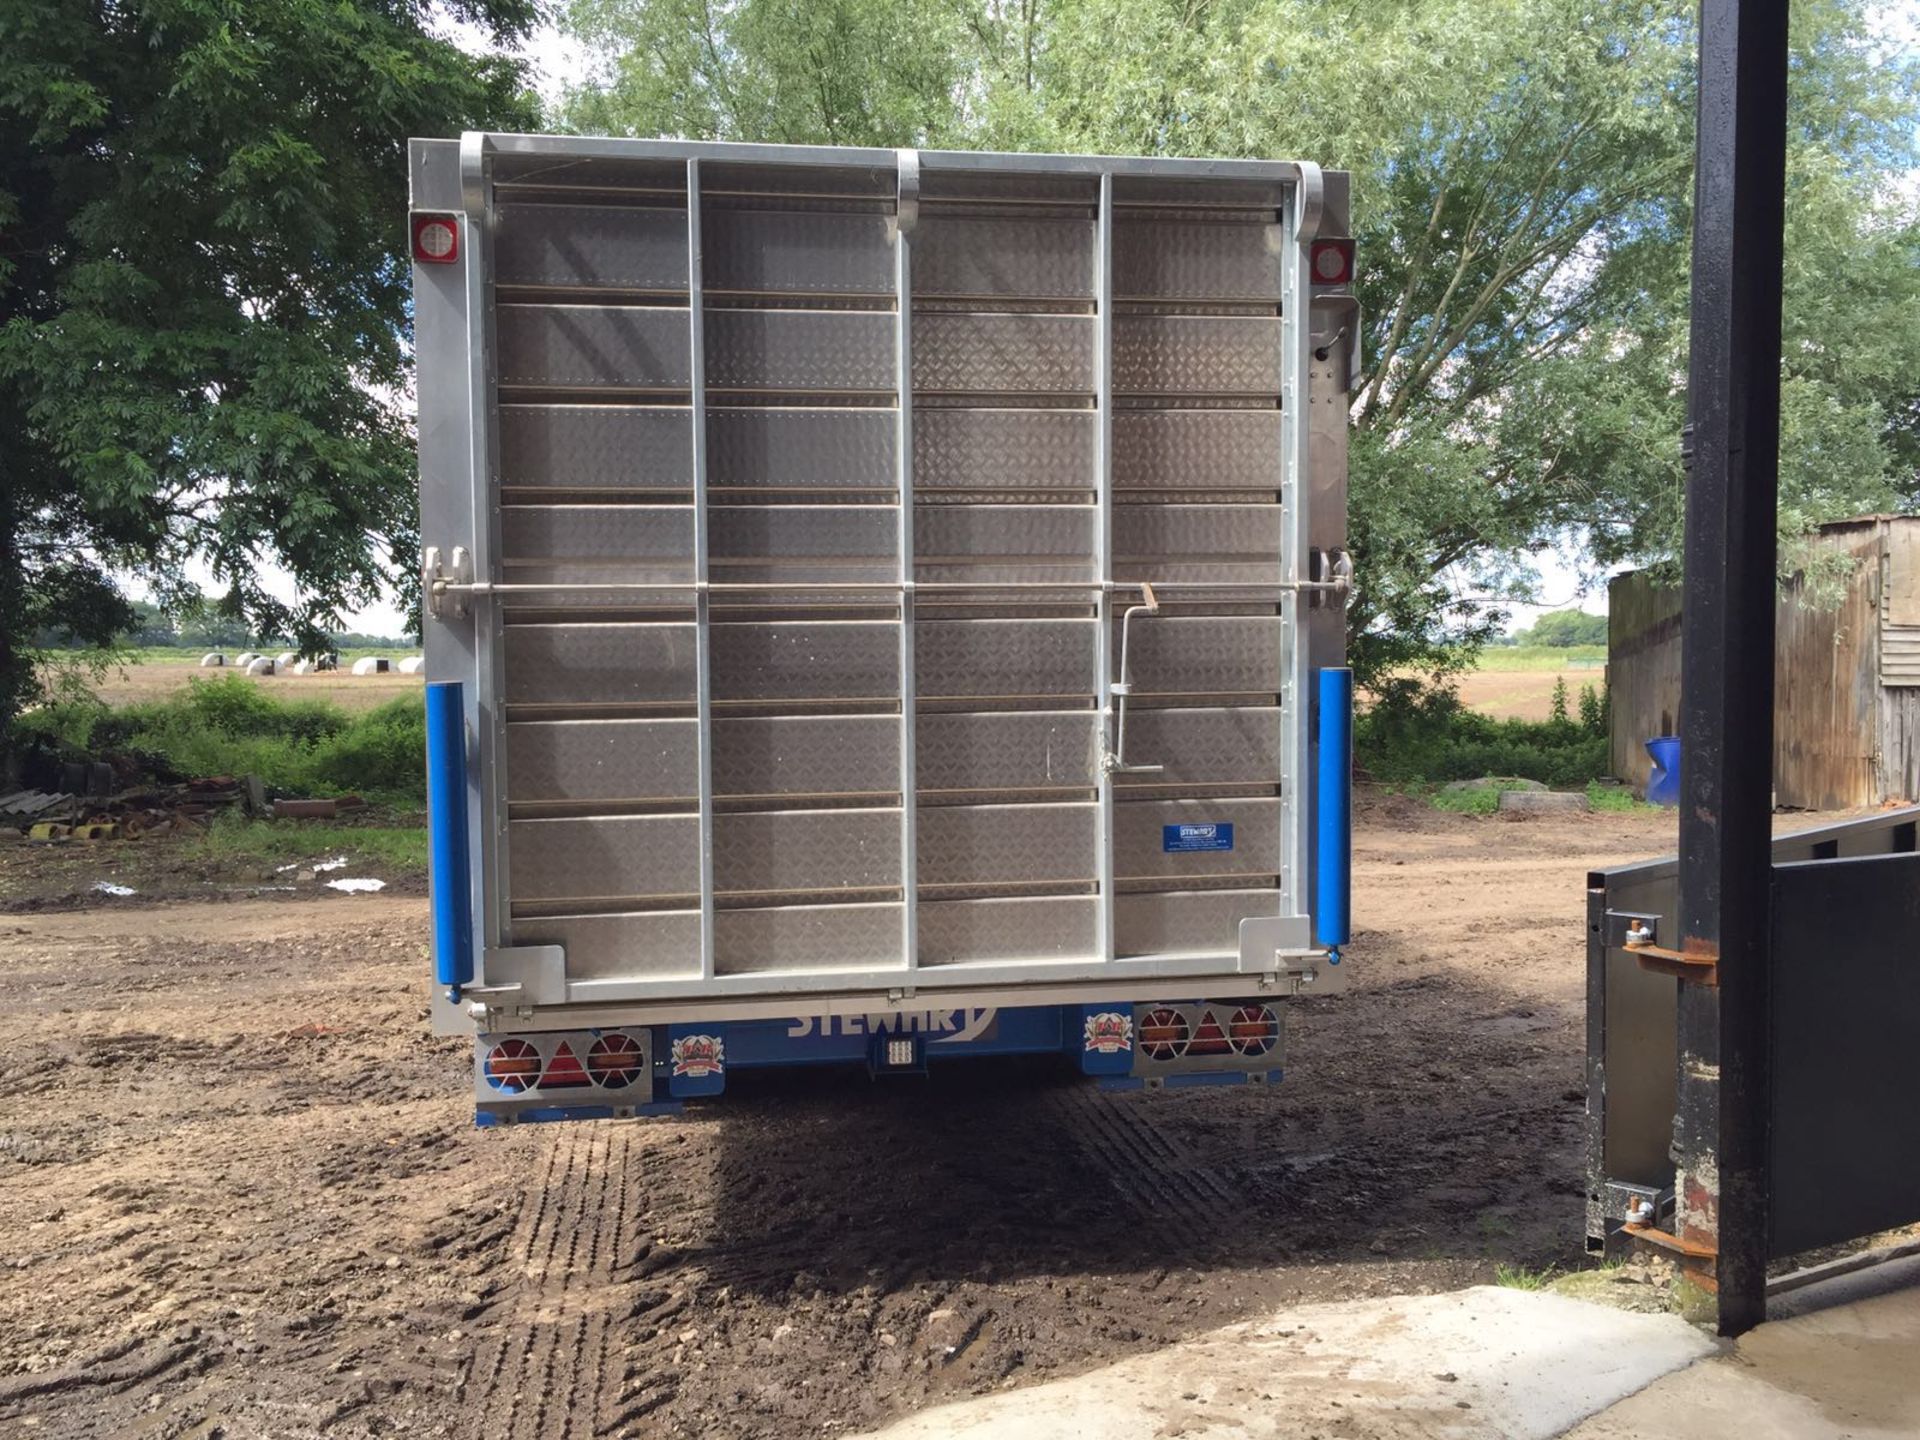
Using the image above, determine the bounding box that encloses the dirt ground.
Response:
[0,798,1692,1438]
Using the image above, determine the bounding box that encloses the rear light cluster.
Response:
[1139,1004,1279,1062]
[484,1033,644,1093]
[411,212,460,265]
[1310,238,1354,285]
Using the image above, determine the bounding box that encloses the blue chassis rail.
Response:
[475,1002,1285,1125]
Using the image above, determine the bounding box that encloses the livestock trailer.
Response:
[410,133,1358,1124]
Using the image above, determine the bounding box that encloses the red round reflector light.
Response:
[484,1038,541,1092]
[412,213,460,265]
[1227,1004,1279,1057]
[1140,1007,1190,1061]
[1310,238,1353,284]
[587,1033,642,1088]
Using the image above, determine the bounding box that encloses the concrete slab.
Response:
[1564,1256,1920,1440]
[1498,790,1590,814]
[852,1287,1716,1440]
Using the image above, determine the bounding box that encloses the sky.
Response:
[158,1,1920,640]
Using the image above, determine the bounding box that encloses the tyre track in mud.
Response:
[1045,1083,1242,1232]
[467,1125,705,1439]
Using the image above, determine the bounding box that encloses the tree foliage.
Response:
[0,0,538,749]
[559,0,1920,685]
[1516,610,1610,648]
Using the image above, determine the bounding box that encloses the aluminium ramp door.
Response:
[413,136,1351,1010]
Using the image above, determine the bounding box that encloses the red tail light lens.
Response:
[1140,1007,1190,1061]
[412,212,460,265]
[484,1038,541,1092]
[1310,238,1354,285]
[587,1033,643,1088]
[1227,1005,1279,1057]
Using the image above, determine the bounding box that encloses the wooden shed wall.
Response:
[1607,523,1891,809]
[1773,526,1880,810]
[1881,522,1920,803]
[1607,573,1683,795]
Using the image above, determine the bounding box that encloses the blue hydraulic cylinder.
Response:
[426,681,475,994]
[1315,667,1353,950]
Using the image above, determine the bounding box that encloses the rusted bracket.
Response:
[1623,1221,1718,1262]
[1624,931,1720,987]
[1624,1221,1720,1290]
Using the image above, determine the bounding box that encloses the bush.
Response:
[17,675,425,803]
[307,694,428,797]
[1357,682,1610,789]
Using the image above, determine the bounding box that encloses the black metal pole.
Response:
[1676,0,1790,1335]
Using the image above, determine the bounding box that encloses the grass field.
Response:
[1453,645,1606,722]
[83,648,422,712]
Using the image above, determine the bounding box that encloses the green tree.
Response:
[559,0,1920,688]
[0,0,538,760]
[1517,611,1610,648]
[563,0,974,145]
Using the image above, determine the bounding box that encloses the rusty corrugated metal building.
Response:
[1608,515,1920,808]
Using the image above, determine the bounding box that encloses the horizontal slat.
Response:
[510,718,898,806]
[500,506,692,573]
[508,718,700,803]
[1113,797,1281,879]
[914,216,1094,298]
[716,809,901,892]
[503,710,1274,814]
[498,405,693,489]
[495,203,689,291]
[511,814,699,900]
[914,314,1093,394]
[510,888,1277,978]
[716,902,904,974]
[918,895,1097,965]
[1109,707,1283,787]
[710,408,896,490]
[914,505,1096,584]
[497,305,691,390]
[918,802,1096,886]
[919,620,1095,698]
[504,621,898,705]
[504,620,1268,723]
[916,711,1098,792]
[504,625,698,706]
[714,717,900,797]
[1112,411,1281,491]
[914,409,1093,491]
[510,809,901,902]
[1112,316,1282,396]
[710,506,897,580]
[1112,503,1283,582]
[1115,888,1276,958]
[512,910,701,982]
[712,622,899,702]
[501,505,899,582]
[506,711,1095,803]
[703,209,893,294]
[1113,218,1283,300]
[704,310,895,392]
[1119,617,1285,695]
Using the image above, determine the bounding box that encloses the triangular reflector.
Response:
[543,1041,592,1088]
